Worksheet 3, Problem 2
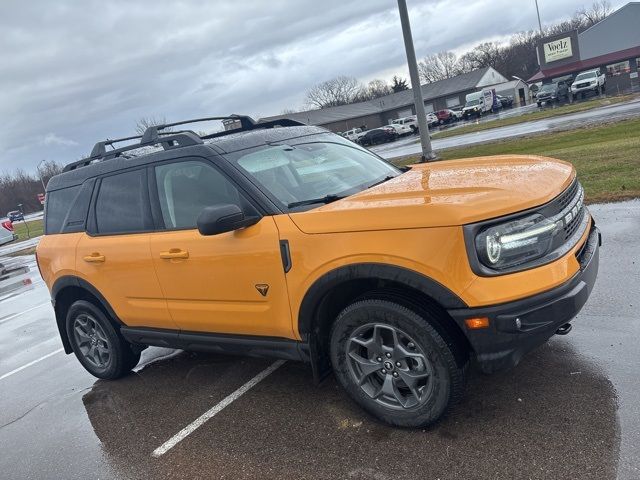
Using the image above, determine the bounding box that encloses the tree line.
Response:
[304,1,611,109]
[0,160,63,216]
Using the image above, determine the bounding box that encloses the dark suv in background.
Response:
[536,81,569,106]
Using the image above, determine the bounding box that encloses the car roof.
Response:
[47,123,327,192]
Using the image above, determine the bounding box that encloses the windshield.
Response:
[575,72,597,81]
[232,142,399,211]
[539,84,556,92]
[465,99,480,107]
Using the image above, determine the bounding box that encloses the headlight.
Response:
[475,214,560,270]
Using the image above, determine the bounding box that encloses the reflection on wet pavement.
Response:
[77,341,618,480]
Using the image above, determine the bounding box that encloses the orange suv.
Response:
[37,116,600,427]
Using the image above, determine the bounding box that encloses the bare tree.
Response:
[304,76,364,109]
[356,79,392,102]
[576,1,611,28]
[135,116,170,136]
[418,51,460,84]
[391,76,409,92]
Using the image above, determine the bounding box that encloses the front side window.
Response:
[154,160,253,229]
[232,142,399,211]
[95,169,149,234]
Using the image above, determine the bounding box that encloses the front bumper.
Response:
[572,84,598,94]
[448,225,601,373]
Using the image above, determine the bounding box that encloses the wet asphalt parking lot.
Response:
[1,200,639,480]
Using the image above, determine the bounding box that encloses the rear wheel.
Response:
[330,299,466,428]
[66,300,141,379]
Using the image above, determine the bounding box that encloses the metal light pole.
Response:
[397,0,435,162]
[535,0,543,33]
[36,159,47,191]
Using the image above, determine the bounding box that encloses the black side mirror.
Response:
[197,204,260,236]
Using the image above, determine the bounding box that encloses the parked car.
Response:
[571,69,606,100]
[342,127,365,142]
[385,123,412,136]
[450,108,464,120]
[359,128,398,146]
[7,210,24,222]
[37,115,599,428]
[536,81,570,106]
[0,217,17,246]
[496,95,513,108]
[435,109,458,125]
[391,116,418,134]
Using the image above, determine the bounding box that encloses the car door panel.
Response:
[76,233,175,329]
[149,217,292,338]
[148,158,292,338]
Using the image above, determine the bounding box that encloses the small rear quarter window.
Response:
[44,186,82,235]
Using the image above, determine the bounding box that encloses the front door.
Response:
[148,159,292,338]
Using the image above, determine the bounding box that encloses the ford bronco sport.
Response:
[37,115,600,427]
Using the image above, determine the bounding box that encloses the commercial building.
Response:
[263,67,526,133]
[528,2,640,93]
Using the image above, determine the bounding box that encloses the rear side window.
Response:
[95,169,151,234]
[45,186,81,234]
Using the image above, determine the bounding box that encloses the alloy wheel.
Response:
[346,323,434,410]
[73,313,111,369]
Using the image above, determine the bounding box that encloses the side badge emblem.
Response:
[255,284,269,297]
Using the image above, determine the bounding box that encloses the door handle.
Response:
[159,249,189,260]
[83,253,105,263]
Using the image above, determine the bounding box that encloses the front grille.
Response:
[564,206,585,241]
[555,180,579,210]
[576,82,590,88]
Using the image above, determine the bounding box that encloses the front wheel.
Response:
[330,299,466,428]
[66,300,141,379]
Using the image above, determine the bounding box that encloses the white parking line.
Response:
[152,359,285,457]
[0,348,64,381]
[0,301,50,324]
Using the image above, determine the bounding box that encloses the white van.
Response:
[462,89,495,119]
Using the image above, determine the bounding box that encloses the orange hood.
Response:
[289,155,575,234]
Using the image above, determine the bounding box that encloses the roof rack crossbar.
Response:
[89,134,143,159]
[63,114,306,173]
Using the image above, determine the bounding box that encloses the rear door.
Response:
[147,158,293,338]
[75,167,175,329]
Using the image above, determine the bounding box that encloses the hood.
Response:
[289,155,575,234]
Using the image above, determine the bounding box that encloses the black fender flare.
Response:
[51,276,122,353]
[297,263,467,338]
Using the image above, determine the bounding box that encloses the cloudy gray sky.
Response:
[1,0,603,173]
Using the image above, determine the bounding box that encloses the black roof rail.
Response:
[62,114,307,173]
[63,130,204,172]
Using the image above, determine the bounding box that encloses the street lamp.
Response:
[535,0,543,33]
[36,159,47,191]
[17,203,30,239]
[397,0,436,162]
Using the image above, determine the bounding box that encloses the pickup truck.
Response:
[391,116,419,134]
[571,69,606,100]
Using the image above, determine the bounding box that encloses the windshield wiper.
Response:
[287,194,347,209]
[367,175,397,189]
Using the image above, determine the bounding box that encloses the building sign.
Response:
[543,37,573,63]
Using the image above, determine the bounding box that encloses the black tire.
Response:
[66,300,141,379]
[329,299,466,428]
